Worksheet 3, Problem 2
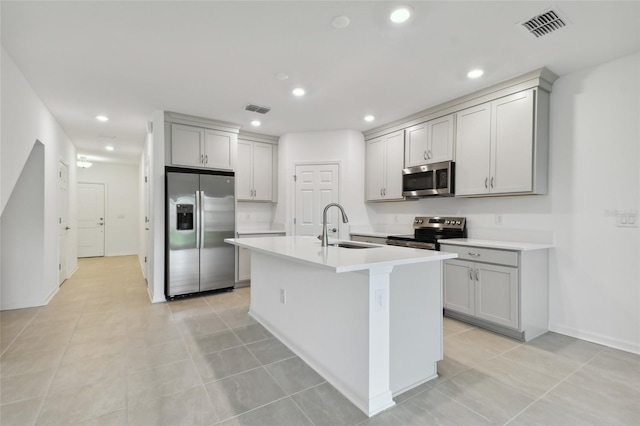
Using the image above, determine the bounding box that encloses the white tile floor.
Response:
[1,256,638,425]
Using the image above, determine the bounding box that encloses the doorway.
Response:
[77,182,105,257]
[294,163,340,238]
[58,161,69,284]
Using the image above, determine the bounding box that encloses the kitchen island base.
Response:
[248,250,443,417]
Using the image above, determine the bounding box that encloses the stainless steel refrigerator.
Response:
[165,167,235,297]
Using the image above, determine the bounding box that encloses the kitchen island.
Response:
[224,236,457,417]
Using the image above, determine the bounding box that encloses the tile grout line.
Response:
[502,349,605,426]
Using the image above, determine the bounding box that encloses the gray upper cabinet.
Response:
[365,130,404,201]
[165,112,240,171]
[237,138,277,202]
[455,88,549,196]
[404,114,455,167]
[170,123,236,171]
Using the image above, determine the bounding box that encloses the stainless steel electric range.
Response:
[386,216,466,251]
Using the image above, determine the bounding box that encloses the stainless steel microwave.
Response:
[402,161,454,197]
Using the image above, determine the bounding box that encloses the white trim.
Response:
[549,323,640,355]
[105,251,138,257]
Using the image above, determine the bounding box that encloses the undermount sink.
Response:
[328,242,380,249]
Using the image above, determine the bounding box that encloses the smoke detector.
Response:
[520,9,569,38]
[244,104,271,114]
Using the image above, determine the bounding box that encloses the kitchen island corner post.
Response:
[364,265,396,415]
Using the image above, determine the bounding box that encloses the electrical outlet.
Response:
[618,214,638,228]
[280,288,286,304]
[374,289,386,311]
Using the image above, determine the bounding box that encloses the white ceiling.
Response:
[2,1,639,165]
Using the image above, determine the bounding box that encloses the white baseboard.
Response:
[105,251,137,257]
[549,323,640,355]
[1,298,46,310]
[67,265,79,278]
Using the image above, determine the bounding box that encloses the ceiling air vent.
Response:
[521,9,567,38]
[244,104,271,114]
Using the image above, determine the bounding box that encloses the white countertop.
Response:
[438,238,554,251]
[225,235,457,273]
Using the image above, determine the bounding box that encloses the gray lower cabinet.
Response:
[441,243,548,341]
[444,259,518,329]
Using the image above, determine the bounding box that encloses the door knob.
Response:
[65,226,71,230]
[98,223,104,226]
[329,228,337,232]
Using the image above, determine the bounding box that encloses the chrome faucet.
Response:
[320,203,349,247]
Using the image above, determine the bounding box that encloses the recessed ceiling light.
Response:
[275,72,289,81]
[390,7,411,23]
[467,69,484,79]
[292,88,306,97]
[364,115,375,122]
[105,145,114,151]
[95,115,109,122]
[332,15,350,29]
[251,120,261,127]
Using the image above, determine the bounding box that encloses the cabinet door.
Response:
[475,263,518,329]
[428,114,455,163]
[171,124,203,168]
[384,131,405,199]
[404,122,429,167]
[236,140,254,200]
[443,259,475,315]
[491,89,535,194]
[203,129,235,170]
[365,137,385,201]
[455,104,492,195]
[252,142,273,201]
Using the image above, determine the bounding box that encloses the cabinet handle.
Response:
[468,252,481,257]
[475,269,480,281]
[490,176,494,188]
[200,154,204,164]
[205,155,208,164]
[484,177,488,188]
[383,188,386,196]
[469,269,474,281]
[428,150,432,159]
[423,151,427,160]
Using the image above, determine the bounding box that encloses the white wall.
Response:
[0,48,78,309]
[368,52,640,353]
[274,129,371,237]
[148,111,166,303]
[77,163,140,256]
[236,202,277,231]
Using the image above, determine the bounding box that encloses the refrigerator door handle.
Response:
[199,190,205,248]
[195,190,201,249]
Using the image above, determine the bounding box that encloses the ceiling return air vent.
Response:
[520,9,568,38]
[244,104,271,114]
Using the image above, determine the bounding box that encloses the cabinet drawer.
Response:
[440,244,518,267]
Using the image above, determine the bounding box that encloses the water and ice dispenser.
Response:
[176,204,194,230]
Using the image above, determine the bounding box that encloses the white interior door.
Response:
[294,163,340,238]
[143,160,150,279]
[58,162,69,284]
[78,182,105,257]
